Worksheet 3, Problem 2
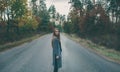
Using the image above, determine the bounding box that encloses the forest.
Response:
[0,0,120,51]
[0,0,65,45]
[63,0,120,51]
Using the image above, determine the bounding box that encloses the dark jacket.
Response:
[52,36,62,68]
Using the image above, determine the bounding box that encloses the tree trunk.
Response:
[4,12,6,21]
[6,13,10,33]
[112,12,114,23]
[1,12,3,21]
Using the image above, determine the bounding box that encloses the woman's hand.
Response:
[56,56,59,59]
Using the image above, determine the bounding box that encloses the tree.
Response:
[68,9,80,34]
[107,0,120,23]
[69,0,84,34]
[31,0,38,16]
[11,0,27,19]
[0,0,8,21]
[37,0,50,32]
[49,5,56,19]
[10,0,27,34]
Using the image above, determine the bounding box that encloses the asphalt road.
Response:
[0,33,120,72]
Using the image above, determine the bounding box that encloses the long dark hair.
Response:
[53,28,60,40]
[52,28,62,51]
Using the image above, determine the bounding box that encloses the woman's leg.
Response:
[54,67,58,72]
[54,56,58,72]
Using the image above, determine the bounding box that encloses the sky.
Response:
[28,0,99,16]
[45,0,71,16]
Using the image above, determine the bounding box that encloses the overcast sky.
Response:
[45,0,71,16]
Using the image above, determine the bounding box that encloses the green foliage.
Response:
[63,22,74,34]
[11,0,27,19]
[0,0,51,44]
[36,0,50,32]
[67,0,120,51]
[86,0,94,12]
[71,0,83,10]
[48,5,56,14]
[19,16,39,33]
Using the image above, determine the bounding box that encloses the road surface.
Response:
[0,33,120,72]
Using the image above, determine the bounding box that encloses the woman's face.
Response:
[55,29,59,36]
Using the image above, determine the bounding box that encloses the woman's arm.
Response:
[51,39,54,48]
[52,39,61,56]
[59,41,62,52]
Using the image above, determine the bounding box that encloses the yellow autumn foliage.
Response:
[18,13,39,30]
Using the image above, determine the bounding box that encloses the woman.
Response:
[52,28,62,72]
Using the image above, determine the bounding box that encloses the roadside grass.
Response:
[0,33,47,52]
[64,33,120,63]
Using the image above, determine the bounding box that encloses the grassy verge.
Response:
[0,33,47,52]
[64,33,120,64]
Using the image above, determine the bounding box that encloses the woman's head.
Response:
[53,28,60,40]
